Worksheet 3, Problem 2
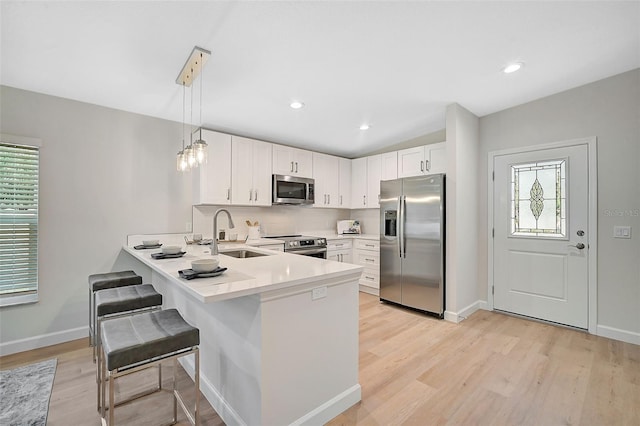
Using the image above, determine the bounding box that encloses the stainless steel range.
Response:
[264,235,327,259]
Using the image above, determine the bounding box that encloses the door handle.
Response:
[568,243,585,250]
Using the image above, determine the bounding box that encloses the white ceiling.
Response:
[2,1,639,158]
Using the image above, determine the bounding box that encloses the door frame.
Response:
[487,137,598,333]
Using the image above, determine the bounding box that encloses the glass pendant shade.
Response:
[184,144,196,168]
[176,150,189,171]
[193,138,208,164]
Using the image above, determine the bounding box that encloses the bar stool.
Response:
[99,308,200,426]
[88,270,142,356]
[95,284,163,410]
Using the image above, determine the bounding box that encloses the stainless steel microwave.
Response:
[272,174,315,205]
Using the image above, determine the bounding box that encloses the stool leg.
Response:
[109,368,115,426]
[96,315,102,411]
[195,348,200,426]
[173,359,178,423]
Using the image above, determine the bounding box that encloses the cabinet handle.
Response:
[363,195,366,205]
[336,243,344,247]
[295,162,298,173]
[255,190,258,201]
[249,190,253,201]
[339,254,342,262]
[290,161,294,172]
[227,188,230,200]
[365,276,375,281]
[420,160,424,172]
[365,258,374,262]
[365,244,375,247]
[426,160,430,171]
[340,195,343,205]
[328,194,330,204]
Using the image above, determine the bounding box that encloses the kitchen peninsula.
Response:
[123,236,363,426]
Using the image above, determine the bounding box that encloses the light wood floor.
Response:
[1,292,638,425]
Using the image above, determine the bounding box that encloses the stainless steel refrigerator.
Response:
[380,174,445,317]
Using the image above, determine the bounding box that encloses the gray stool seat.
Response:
[101,309,200,372]
[89,270,142,292]
[95,284,162,317]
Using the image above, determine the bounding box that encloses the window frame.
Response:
[0,134,42,307]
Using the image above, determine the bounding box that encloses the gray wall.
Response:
[478,69,640,335]
[0,86,193,347]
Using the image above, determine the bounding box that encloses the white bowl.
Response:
[143,239,159,246]
[162,246,182,255]
[192,258,220,273]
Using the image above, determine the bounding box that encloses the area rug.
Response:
[0,358,57,426]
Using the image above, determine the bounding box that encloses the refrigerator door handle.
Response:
[400,195,406,258]
[398,197,403,258]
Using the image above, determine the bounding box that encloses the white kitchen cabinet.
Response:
[367,155,382,209]
[192,130,232,205]
[231,136,272,206]
[353,238,380,295]
[312,152,339,208]
[351,157,368,208]
[327,238,353,263]
[338,158,351,208]
[272,144,313,178]
[397,142,447,178]
[381,151,398,181]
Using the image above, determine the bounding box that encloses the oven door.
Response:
[288,247,327,259]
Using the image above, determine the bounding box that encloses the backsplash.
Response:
[350,209,380,235]
[193,205,352,238]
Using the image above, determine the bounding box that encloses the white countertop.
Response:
[123,243,362,304]
[301,232,379,241]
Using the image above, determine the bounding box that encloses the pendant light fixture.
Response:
[193,51,208,165]
[175,47,211,172]
[176,82,189,171]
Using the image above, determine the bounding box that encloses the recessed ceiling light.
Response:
[503,62,524,74]
[290,101,304,109]
[359,124,370,130]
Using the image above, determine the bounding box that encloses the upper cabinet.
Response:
[193,130,232,205]
[381,151,398,181]
[367,155,382,209]
[273,145,313,178]
[397,142,447,178]
[313,153,352,208]
[351,157,368,209]
[231,136,272,206]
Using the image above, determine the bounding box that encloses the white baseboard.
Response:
[0,326,87,357]
[445,300,485,323]
[596,324,640,346]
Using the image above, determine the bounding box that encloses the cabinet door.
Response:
[252,140,273,206]
[294,149,313,178]
[397,146,426,178]
[231,136,256,205]
[381,151,398,181]
[272,144,295,175]
[193,130,231,205]
[426,142,447,174]
[351,157,368,208]
[367,154,381,209]
[338,158,351,208]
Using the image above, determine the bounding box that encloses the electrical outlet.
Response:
[312,286,327,300]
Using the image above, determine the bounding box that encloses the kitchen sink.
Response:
[221,249,270,259]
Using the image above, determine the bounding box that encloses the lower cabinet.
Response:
[353,238,380,295]
[326,238,353,263]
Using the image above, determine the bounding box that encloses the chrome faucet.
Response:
[211,208,235,256]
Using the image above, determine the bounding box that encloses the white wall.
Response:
[445,104,480,320]
[0,86,193,353]
[478,69,640,339]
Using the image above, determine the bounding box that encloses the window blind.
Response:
[0,143,39,297]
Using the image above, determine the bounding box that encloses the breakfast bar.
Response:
[123,237,363,426]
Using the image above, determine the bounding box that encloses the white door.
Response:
[493,144,589,328]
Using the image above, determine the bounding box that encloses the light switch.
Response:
[613,226,632,239]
